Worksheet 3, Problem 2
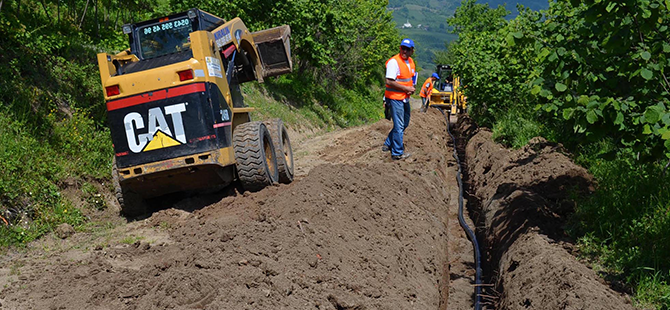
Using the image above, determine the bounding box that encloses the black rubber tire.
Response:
[112,157,147,217]
[233,121,279,192]
[263,119,294,184]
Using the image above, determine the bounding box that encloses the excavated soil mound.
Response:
[0,110,457,310]
[455,116,634,310]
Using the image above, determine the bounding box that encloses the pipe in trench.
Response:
[437,107,482,310]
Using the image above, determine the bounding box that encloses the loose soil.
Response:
[455,116,634,310]
[0,107,635,309]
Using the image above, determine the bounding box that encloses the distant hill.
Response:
[389,0,549,69]
[485,0,548,12]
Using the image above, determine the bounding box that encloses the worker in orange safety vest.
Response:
[381,38,416,160]
[419,73,440,112]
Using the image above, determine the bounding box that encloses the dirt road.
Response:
[0,108,634,309]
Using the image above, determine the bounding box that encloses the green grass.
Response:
[635,271,670,309]
[569,144,670,309]
[241,83,327,130]
[490,110,553,148]
[120,235,144,245]
[0,10,113,248]
[245,74,384,130]
[0,110,110,247]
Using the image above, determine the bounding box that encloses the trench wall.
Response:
[455,116,634,310]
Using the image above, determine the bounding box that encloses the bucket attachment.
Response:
[252,25,292,78]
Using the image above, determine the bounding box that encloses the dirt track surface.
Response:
[0,109,634,309]
[0,110,470,310]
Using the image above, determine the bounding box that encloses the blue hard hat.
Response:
[431,73,440,79]
[400,38,415,49]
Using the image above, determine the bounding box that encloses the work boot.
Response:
[391,153,411,160]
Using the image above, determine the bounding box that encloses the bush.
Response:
[570,145,670,308]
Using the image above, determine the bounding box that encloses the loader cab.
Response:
[124,9,225,61]
[435,65,454,92]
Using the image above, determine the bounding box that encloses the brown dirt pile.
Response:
[0,110,457,310]
[455,116,634,310]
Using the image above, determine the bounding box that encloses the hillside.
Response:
[388,0,549,68]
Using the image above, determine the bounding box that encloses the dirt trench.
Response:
[0,108,636,310]
[453,116,635,310]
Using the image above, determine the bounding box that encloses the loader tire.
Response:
[233,121,279,192]
[263,119,294,184]
[112,158,147,217]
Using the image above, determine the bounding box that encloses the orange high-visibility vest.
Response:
[385,54,416,100]
[419,77,433,98]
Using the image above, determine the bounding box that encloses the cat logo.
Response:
[124,103,187,153]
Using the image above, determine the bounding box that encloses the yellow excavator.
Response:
[428,65,467,114]
[97,9,294,215]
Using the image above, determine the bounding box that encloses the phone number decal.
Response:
[143,18,190,35]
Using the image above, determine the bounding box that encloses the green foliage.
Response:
[398,27,458,68]
[449,0,670,160]
[250,73,384,128]
[0,108,111,247]
[389,1,459,68]
[171,0,398,88]
[635,271,670,309]
[0,2,114,247]
[82,183,106,211]
[448,0,670,306]
[532,0,670,160]
[167,0,398,126]
[491,110,548,148]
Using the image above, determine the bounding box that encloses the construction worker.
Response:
[420,73,440,112]
[382,38,416,160]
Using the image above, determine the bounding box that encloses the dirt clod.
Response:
[55,223,75,239]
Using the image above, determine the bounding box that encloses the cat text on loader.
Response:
[97,9,295,216]
[428,65,467,114]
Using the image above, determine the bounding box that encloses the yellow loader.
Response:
[97,9,294,215]
[428,65,467,114]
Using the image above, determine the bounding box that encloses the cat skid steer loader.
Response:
[97,9,294,215]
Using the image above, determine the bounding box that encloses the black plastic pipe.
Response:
[438,108,482,310]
